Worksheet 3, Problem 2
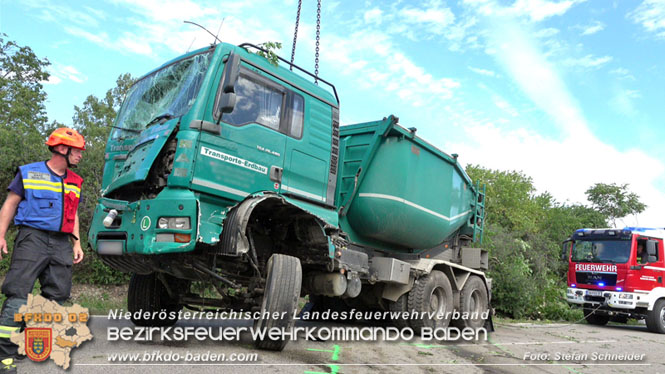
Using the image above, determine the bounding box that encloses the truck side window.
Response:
[636,239,660,263]
[289,93,304,138]
[222,72,285,131]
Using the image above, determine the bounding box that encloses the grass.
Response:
[70,292,126,315]
[0,280,127,315]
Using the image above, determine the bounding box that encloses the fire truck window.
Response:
[572,240,630,264]
[637,240,648,264]
[641,240,659,263]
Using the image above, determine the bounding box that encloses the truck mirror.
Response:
[648,255,657,263]
[221,53,241,94]
[561,241,571,261]
[647,239,658,256]
[219,92,236,114]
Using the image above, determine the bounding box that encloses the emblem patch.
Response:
[27,171,51,181]
[25,328,52,362]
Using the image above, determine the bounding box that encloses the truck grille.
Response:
[575,271,617,286]
[584,295,606,303]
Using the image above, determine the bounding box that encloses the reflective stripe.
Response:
[0,325,20,338]
[65,183,81,193]
[65,189,80,198]
[23,184,62,193]
[23,179,62,187]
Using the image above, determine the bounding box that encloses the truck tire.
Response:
[254,254,302,351]
[128,273,182,327]
[452,275,489,330]
[583,308,609,326]
[646,299,665,334]
[407,270,453,332]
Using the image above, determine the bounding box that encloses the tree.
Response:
[466,165,600,320]
[465,165,542,236]
[585,183,646,227]
[254,41,282,66]
[0,34,52,198]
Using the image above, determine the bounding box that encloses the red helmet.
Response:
[45,128,86,150]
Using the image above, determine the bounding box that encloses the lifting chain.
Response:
[290,0,302,70]
[315,0,321,83]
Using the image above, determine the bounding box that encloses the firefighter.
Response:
[0,128,86,373]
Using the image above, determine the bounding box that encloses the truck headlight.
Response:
[157,217,191,230]
[619,294,633,300]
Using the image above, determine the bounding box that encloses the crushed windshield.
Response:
[112,51,213,139]
[571,240,630,264]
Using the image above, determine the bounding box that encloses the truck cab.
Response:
[564,227,665,333]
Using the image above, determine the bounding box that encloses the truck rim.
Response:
[661,306,665,327]
[470,289,482,315]
[430,287,447,315]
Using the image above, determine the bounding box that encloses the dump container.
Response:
[337,116,480,251]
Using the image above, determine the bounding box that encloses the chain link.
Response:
[290,0,302,70]
[315,0,321,83]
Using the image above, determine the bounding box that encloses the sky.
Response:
[1,0,664,228]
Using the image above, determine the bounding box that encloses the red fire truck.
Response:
[564,227,665,333]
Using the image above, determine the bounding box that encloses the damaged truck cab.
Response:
[89,42,492,350]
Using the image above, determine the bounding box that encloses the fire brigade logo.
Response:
[25,328,52,362]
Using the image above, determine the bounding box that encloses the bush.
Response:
[484,224,578,320]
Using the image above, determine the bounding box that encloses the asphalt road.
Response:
[16,315,665,374]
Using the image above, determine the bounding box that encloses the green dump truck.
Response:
[89,42,491,350]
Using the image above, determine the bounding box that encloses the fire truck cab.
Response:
[564,227,665,333]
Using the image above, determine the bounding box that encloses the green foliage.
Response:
[585,183,646,227]
[466,166,542,236]
[467,165,613,320]
[0,34,51,203]
[254,41,282,66]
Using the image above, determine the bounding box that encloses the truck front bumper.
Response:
[566,288,641,309]
[89,188,198,255]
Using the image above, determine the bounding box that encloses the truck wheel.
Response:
[646,299,665,334]
[452,275,489,330]
[408,270,453,332]
[128,273,182,327]
[254,254,302,351]
[583,308,609,326]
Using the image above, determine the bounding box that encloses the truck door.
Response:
[192,64,288,201]
[281,95,335,206]
[633,237,665,290]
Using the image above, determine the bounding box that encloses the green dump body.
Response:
[337,116,480,252]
